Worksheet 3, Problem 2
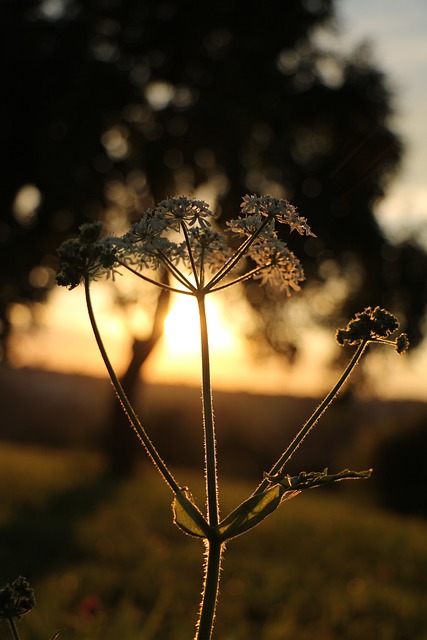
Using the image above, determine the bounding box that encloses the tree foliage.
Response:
[1,0,426,358]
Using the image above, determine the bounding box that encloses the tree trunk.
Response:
[105,277,170,476]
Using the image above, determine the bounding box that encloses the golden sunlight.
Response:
[163,294,235,357]
[9,282,425,400]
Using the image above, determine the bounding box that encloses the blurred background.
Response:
[1,1,427,638]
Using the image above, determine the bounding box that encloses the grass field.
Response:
[1,443,427,640]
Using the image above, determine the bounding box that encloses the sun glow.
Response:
[163,294,235,356]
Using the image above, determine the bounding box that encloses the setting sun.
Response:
[164,294,235,356]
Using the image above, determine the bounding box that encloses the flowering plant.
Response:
[50,194,409,639]
[0,577,36,640]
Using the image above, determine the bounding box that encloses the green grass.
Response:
[1,443,427,640]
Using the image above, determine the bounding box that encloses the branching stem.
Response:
[157,249,197,292]
[117,259,194,295]
[181,221,201,289]
[253,339,369,496]
[208,264,269,292]
[204,217,271,292]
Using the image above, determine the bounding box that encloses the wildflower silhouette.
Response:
[57,195,312,295]
[56,194,408,640]
[0,576,35,640]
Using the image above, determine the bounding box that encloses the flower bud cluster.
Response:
[56,222,117,289]
[0,576,36,620]
[336,306,409,353]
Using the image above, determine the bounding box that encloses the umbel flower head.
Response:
[56,221,118,290]
[57,194,314,296]
[0,576,36,619]
[336,306,409,353]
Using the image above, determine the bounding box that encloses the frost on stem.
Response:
[336,306,409,353]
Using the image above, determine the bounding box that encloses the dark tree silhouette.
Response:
[1,0,426,358]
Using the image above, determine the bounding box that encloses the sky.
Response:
[10,0,427,400]
[335,0,427,244]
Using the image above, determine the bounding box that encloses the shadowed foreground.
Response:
[1,444,427,640]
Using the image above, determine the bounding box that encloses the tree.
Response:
[1,0,425,360]
[105,273,170,475]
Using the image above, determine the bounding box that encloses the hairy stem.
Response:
[194,294,223,639]
[197,294,220,527]
[254,339,369,495]
[84,275,180,494]
[195,539,224,640]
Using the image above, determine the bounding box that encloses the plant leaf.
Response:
[270,468,373,492]
[217,484,285,541]
[172,488,210,539]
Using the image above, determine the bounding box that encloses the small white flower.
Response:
[241,194,315,236]
[186,227,233,272]
[226,214,276,238]
[250,239,305,294]
[156,196,214,229]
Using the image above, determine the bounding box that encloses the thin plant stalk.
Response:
[204,216,272,292]
[195,292,223,640]
[209,264,269,293]
[181,221,201,289]
[253,339,369,496]
[157,249,197,292]
[84,274,181,494]
[117,259,194,295]
[197,293,220,527]
[7,619,21,640]
[195,538,223,640]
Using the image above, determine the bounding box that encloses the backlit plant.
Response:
[7,195,408,640]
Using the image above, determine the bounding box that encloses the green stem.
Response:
[253,339,369,495]
[7,618,21,640]
[84,275,180,494]
[197,294,219,527]
[195,539,224,640]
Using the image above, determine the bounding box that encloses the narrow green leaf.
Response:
[172,488,210,539]
[217,484,285,541]
[270,468,373,492]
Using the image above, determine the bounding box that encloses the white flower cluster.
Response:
[57,194,314,296]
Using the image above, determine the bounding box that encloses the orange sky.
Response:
[9,285,334,396]
[8,283,427,401]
